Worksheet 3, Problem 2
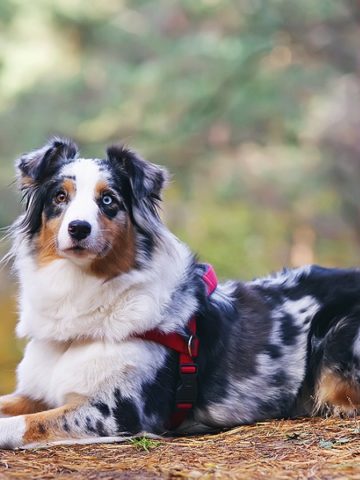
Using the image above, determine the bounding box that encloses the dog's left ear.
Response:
[106,145,169,220]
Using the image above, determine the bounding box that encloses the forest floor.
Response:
[0,416,359,479]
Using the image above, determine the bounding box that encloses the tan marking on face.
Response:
[0,395,48,416]
[95,180,109,197]
[315,369,360,413]
[37,215,63,266]
[36,179,75,266]
[87,180,136,279]
[62,178,76,197]
[89,216,136,280]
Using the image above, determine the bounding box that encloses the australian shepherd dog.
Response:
[0,137,360,449]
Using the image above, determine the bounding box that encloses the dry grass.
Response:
[0,417,360,479]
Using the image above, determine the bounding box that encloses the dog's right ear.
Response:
[16,138,78,191]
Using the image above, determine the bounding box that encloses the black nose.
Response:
[68,221,92,241]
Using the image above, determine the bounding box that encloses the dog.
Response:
[0,137,360,449]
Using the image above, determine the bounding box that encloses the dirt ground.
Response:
[0,417,359,480]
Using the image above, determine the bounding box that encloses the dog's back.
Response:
[194,265,360,430]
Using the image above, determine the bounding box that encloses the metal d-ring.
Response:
[187,335,195,357]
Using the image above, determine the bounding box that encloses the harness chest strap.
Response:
[136,264,218,429]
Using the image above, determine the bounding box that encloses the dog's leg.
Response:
[0,396,121,449]
[0,405,75,449]
[0,394,48,418]
[315,369,360,415]
[313,314,360,415]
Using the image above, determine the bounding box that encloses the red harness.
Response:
[136,264,218,429]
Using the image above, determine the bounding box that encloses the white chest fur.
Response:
[14,233,196,405]
[16,233,194,342]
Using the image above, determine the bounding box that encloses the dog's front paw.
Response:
[0,416,25,449]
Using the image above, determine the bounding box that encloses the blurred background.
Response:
[1,0,360,393]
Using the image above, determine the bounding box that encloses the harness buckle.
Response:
[175,363,198,406]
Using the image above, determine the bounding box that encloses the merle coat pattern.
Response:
[0,138,359,449]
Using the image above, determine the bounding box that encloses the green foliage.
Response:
[130,436,161,452]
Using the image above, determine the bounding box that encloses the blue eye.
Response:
[102,195,113,206]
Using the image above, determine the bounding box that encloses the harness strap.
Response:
[136,264,218,429]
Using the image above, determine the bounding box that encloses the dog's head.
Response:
[15,138,168,277]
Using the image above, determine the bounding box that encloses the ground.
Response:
[0,417,359,479]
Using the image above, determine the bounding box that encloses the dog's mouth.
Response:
[59,242,94,258]
[68,246,86,252]
[60,242,110,260]
[62,246,90,258]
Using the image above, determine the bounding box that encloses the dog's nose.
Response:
[68,221,92,241]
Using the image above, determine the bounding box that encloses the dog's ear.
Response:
[106,145,169,223]
[16,138,78,190]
